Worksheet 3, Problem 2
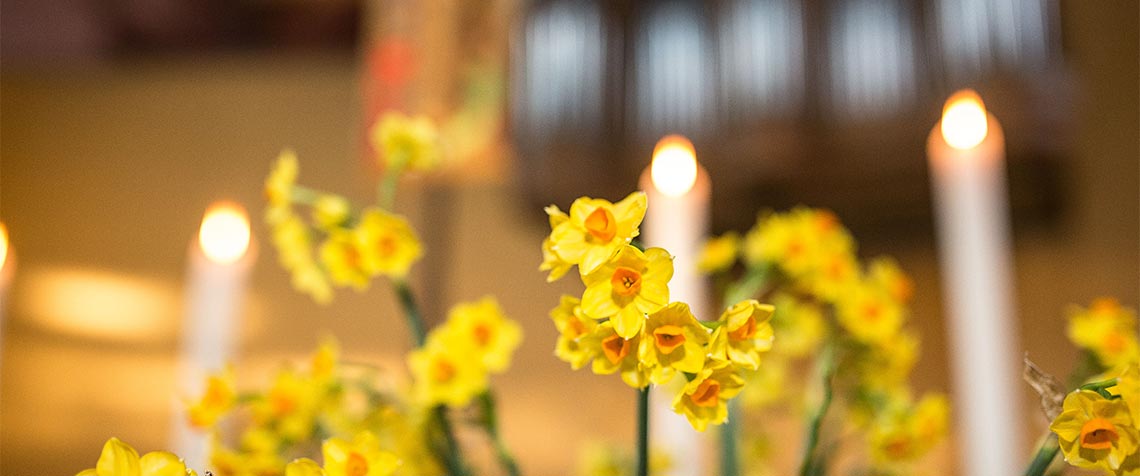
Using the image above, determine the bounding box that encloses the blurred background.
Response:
[0,0,1136,474]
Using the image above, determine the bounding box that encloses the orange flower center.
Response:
[787,238,805,257]
[653,325,686,354]
[862,302,883,323]
[611,267,642,297]
[1080,418,1119,450]
[203,380,229,407]
[378,235,397,258]
[270,390,297,415]
[728,317,757,341]
[346,451,369,476]
[473,323,493,347]
[431,358,457,383]
[1104,332,1126,354]
[585,207,617,242]
[602,334,631,364]
[567,318,588,339]
[691,379,721,408]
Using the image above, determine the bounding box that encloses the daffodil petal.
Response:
[285,458,326,476]
[138,452,187,476]
[96,438,141,476]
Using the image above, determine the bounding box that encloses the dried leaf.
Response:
[1023,354,1067,421]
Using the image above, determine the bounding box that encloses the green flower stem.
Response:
[1023,434,1060,476]
[725,266,769,305]
[637,386,650,476]
[720,399,741,476]
[394,280,427,346]
[377,155,406,210]
[799,344,836,476]
[390,280,467,476]
[477,391,521,476]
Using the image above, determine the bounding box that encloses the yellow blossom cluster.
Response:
[542,192,775,432]
[700,207,948,470]
[184,339,441,476]
[408,297,522,408]
[1068,298,1140,373]
[77,437,197,476]
[1045,297,1140,476]
[77,433,404,476]
[265,112,439,304]
[1051,364,1140,475]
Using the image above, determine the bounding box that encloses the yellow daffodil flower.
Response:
[442,296,522,373]
[868,256,914,304]
[266,150,299,206]
[836,279,903,345]
[271,213,316,270]
[805,249,859,304]
[540,205,575,282]
[319,229,370,290]
[860,331,920,391]
[310,337,340,383]
[768,293,826,358]
[322,432,400,476]
[547,192,647,275]
[697,232,739,274]
[581,245,673,339]
[408,334,487,407]
[583,322,649,389]
[186,366,236,428]
[312,195,351,230]
[742,208,855,284]
[1068,298,1140,369]
[286,458,326,476]
[370,112,440,172]
[551,295,598,369]
[638,302,710,384]
[251,370,321,442]
[869,394,949,464]
[709,300,774,371]
[672,363,745,432]
[77,437,195,476]
[1051,390,1140,472]
[355,208,422,279]
[292,263,334,305]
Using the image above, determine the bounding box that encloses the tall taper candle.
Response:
[172,202,253,469]
[639,135,711,476]
[927,90,1022,476]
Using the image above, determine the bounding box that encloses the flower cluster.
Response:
[264,112,438,304]
[184,340,439,476]
[78,437,197,476]
[408,296,522,407]
[700,207,948,472]
[77,433,403,476]
[542,192,775,432]
[1040,298,1140,476]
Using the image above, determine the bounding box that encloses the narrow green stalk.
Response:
[394,280,427,346]
[720,399,741,476]
[799,344,836,476]
[390,280,467,476]
[1023,434,1060,476]
[636,387,650,476]
[378,172,400,210]
[478,391,521,476]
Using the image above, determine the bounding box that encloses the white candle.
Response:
[927,90,1022,476]
[0,222,11,380]
[639,135,711,476]
[172,202,253,468]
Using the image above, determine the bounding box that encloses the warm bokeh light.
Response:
[940,89,989,150]
[650,135,699,197]
[0,222,9,271]
[20,267,180,341]
[198,202,251,264]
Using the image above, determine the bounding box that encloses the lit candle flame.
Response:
[199,203,251,264]
[940,89,989,150]
[651,135,699,197]
[0,222,8,271]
